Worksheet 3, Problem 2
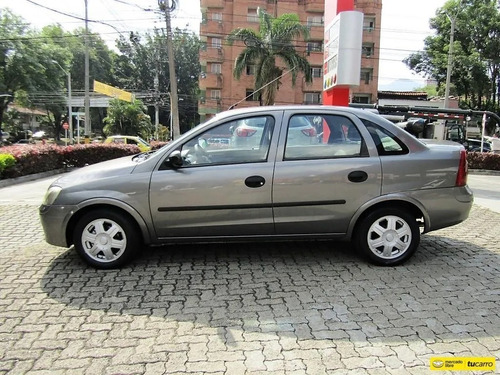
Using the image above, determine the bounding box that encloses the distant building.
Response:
[198,0,382,121]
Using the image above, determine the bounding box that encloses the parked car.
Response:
[465,138,491,152]
[104,135,151,152]
[40,106,473,269]
[231,115,318,148]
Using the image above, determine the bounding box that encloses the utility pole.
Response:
[159,0,180,140]
[84,0,91,141]
[154,68,160,140]
[52,60,73,144]
[444,14,456,109]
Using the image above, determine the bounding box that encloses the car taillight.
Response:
[455,149,467,187]
[236,128,257,137]
[301,128,317,137]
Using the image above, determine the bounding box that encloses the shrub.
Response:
[0,143,140,179]
[467,151,500,171]
[0,153,16,177]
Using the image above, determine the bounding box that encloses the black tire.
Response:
[355,207,420,266]
[73,209,140,269]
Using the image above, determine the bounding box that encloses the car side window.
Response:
[362,119,409,155]
[284,114,367,160]
[179,115,275,166]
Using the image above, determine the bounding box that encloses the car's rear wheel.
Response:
[73,209,139,269]
[356,208,419,266]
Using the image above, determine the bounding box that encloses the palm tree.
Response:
[227,8,313,106]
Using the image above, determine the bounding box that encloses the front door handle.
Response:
[245,175,266,188]
[348,170,368,183]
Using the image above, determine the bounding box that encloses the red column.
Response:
[322,0,354,107]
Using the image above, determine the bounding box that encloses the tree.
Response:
[103,98,152,138]
[0,9,52,141]
[227,8,312,106]
[115,29,200,134]
[404,0,500,112]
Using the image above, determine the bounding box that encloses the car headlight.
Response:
[42,186,62,205]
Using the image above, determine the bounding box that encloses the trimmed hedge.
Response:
[467,151,500,171]
[0,154,16,178]
[0,143,141,179]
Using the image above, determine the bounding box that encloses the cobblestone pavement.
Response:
[0,203,499,375]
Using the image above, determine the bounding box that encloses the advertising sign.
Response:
[323,11,363,90]
[94,80,134,103]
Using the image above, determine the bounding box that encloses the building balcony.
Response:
[200,47,225,62]
[201,19,225,34]
[204,0,224,8]
[200,73,223,89]
[302,0,324,13]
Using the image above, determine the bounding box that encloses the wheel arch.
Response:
[65,200,152,247]
[348,197,429,239]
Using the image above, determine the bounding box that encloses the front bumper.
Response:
[39,204,78,247]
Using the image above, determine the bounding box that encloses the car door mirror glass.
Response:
[167,150,184,168]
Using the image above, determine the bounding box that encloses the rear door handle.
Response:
[348,170,368,183]
[245,175,266,188]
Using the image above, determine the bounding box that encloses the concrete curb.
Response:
[468,169,500,176]
[0,169,70,189]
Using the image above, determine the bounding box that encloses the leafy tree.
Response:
[404,0,500,112]
[227,8,312,106]
[115,29,200,134]
[0,9,51,141]
[103,98,152,138]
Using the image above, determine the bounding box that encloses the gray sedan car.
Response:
[40,106,473,268]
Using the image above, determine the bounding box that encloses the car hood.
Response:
[53,155,139,188]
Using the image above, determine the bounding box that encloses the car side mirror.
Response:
[168,150,183,168]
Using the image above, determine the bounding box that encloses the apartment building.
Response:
[198,0,382,121]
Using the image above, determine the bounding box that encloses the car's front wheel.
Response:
[73,209,140,269]
[356,208,420,266]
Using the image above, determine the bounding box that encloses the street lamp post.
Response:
[53,61,73,145]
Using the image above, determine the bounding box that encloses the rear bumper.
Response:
[411,185,473,232]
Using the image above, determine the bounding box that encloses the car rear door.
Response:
[149,111,282,238]
[272,109,382,235]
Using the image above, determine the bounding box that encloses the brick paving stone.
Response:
[0,201,499,374]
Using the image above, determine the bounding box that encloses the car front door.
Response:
[149,112,281,238]
[272,110,382,235]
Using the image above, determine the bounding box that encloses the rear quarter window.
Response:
[362,119,409,156]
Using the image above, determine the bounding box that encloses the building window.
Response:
[307,16,324,27]
[362,43,374,57]
[360,68,373,84]
[352,94,372,104]
[307,41,323,53]
[364,16,375,32]
[211,63,222,74]
[247,8,258,22]
[211,89,221,99]
[303,92,321,104]
[246,65,256,75]
[211,38,222,49]
[245,89,260,101]
[311,67,322,78]
[212,12,222,22]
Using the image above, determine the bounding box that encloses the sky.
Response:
[1,0,447,91]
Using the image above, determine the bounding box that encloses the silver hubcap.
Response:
[367,215,412,259]
[81,218,127,263]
